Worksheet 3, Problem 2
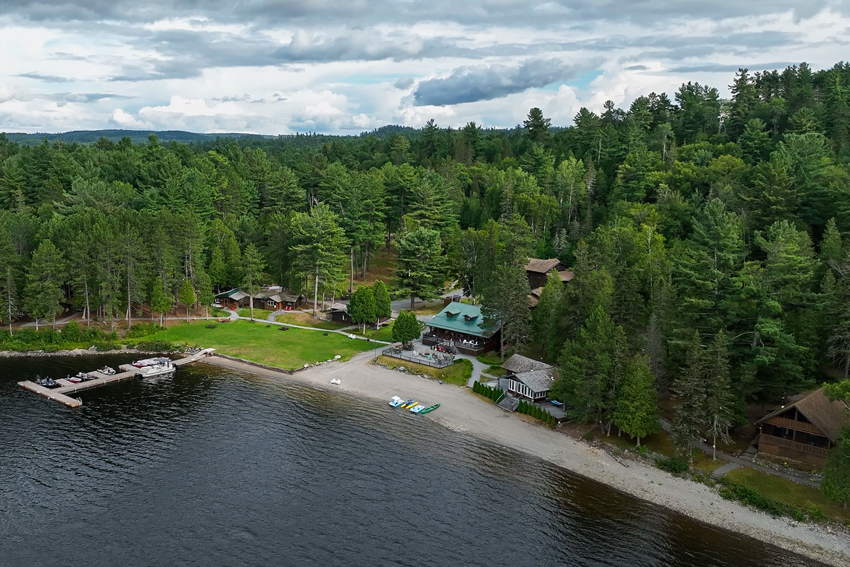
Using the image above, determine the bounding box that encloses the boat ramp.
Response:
[17,348,216,408]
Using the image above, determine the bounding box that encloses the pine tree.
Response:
[821,428,850,509]
[0,264,20,335]
[373,280,391,321]
[523,107,551,144]
[613,355,660,447]
[671,332,707,465]
[242,243,264,321]
[24,240,66,331]
[150,277,172,327]
[554,305,629,429]
[291,203,349,316]
[396,226,445,311]
[532,271,564,360]
[703,331,736,459]
[196,270,214,319]
[483,262,531,361]
[349,285,376,334]
[392,310,421,345]
[178,278,196,322]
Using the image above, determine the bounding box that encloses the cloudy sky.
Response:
[0,1,848,134]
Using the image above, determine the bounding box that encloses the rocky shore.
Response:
[205,350,850,567]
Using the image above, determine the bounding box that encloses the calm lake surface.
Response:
[0,355,827,567]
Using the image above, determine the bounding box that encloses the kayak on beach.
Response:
[419,404,440,414]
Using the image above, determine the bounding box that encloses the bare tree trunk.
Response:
[409,294,415,311]
[249,297,254,321]
[84,279,90,328]
[350,247,354,295]
[313,271,319,317]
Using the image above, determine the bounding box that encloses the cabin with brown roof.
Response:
[755,388,850,466]
[525,258,574,308]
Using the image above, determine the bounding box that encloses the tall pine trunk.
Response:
[84,279,90,328]
[409,294,415,311]
[313,271,319,316]
[249,297,254,321]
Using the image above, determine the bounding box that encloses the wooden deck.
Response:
[17,348,215,408]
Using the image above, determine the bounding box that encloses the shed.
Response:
[215,289,250,310]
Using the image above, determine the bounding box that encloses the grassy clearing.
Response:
[411,303,445,316]
[361,246,399,285]
[236,308,276,319]
[476,353,504,366]
[275,312,348,330]
[375,355,472,386]
[487,365,507,377]
[352,321,395,342]
[149,320,376,370]
[723,467,849,523]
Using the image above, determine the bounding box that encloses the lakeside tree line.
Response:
[3,62,850,454]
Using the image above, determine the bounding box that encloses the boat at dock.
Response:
[419,404,440,414]
[97,366,116,376]
[409,404,425,414]
[134,358,175,378]
[389,396,405,408]
[35,376,58,388]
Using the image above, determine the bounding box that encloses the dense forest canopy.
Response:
[3,62,850,418]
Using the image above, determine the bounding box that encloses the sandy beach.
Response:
[205,350,850,566]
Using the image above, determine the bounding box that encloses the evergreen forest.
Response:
[3,63,850,456]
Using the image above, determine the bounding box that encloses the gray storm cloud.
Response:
[413,58,598,106]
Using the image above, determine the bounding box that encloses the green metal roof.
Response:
[427,302,500,338]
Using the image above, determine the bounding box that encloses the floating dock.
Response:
[17,348,216,408]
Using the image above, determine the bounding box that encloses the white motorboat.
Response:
[135,358,175,378]
[131,358,164,368]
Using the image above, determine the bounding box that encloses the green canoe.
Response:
[419,403,440,414]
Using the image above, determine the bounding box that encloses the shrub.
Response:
[93,341,119,352]
[719,484,786,516]
[136,339,177,353]
[655,456,688,475]
[125,323,163,339]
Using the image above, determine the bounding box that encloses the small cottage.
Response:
[327,303,351,324]
[214,289,251,310]
[755,388,850,466]
[503,354,556,402]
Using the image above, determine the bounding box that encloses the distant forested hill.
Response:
[1,130,273,145]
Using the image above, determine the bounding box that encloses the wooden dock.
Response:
[17,348,215,408]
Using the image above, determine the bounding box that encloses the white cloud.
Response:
[0,3,848,133]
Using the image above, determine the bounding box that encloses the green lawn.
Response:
[236,307,276,319]
[150,320,376,370]
[275,312,348,330]
[375,355,472,386]
[487,365,507,377]
[352,321,395,342]
[476,353,505,366]
[723,467,849,523]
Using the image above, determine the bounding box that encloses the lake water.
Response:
[0,355,826,567]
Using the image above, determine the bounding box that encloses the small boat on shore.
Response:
[402,400,417,408]
[420,404,440,414]
[330,378,341,386]
[409,404,425,413]
[389,396,405,408]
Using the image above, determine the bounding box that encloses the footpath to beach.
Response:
[205,349,850,567]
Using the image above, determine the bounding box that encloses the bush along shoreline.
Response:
[0,322,181,356]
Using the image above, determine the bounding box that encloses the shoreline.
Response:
[0,347,159,358]
[204,351,850,567]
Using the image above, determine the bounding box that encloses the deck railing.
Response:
[759,433,829,458]
[764,416,823,436]
[381,348,455,369]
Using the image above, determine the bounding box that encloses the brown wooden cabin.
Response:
[755,388,849,466]
[525,258,573,307]
[258,291,304,311]
[214,289,251,310]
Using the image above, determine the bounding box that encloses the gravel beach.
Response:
[206,350,850,567]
